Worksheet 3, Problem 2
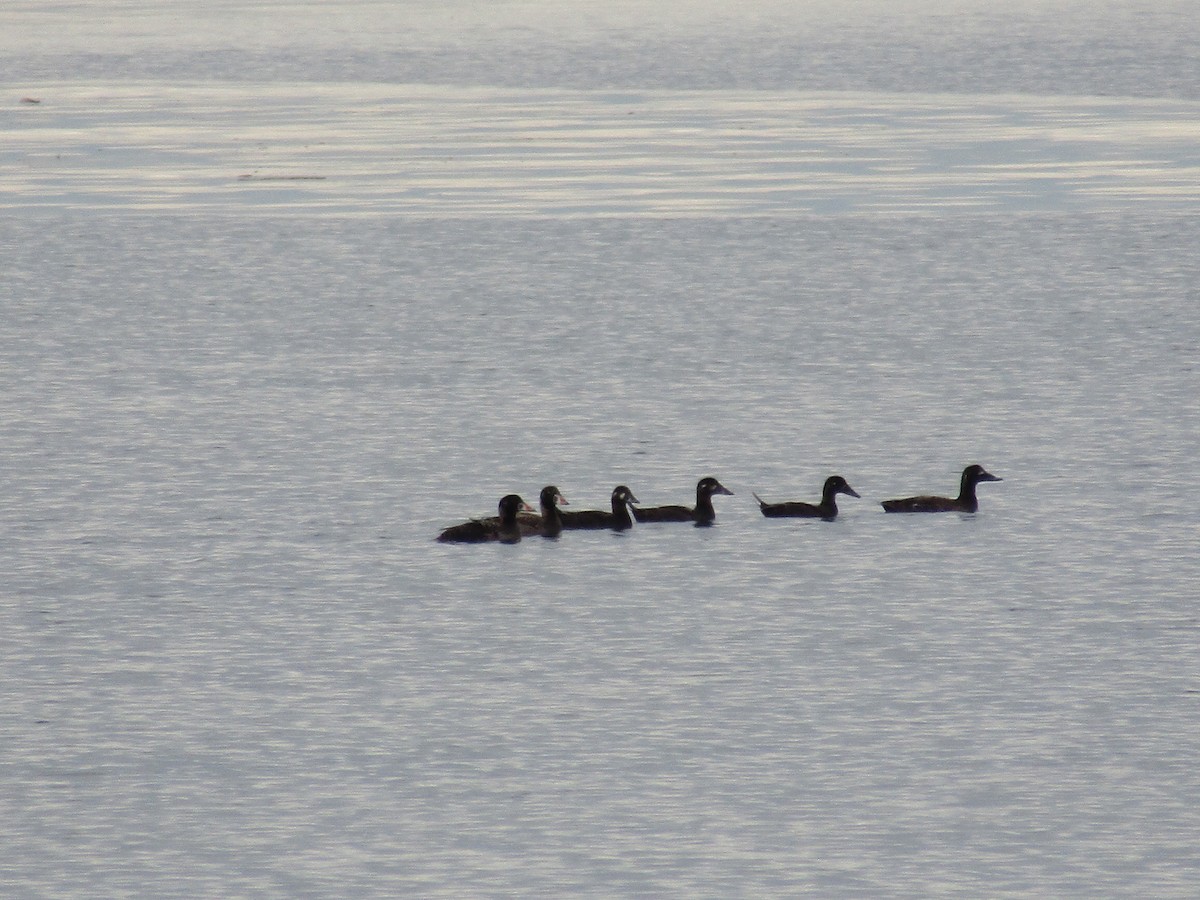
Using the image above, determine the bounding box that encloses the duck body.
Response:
[560,486,639,531]
[517,485,569,537]
[436,494,535,543]
[881,464,1002,513]
[632,477,733,526]
[753,475,860,521]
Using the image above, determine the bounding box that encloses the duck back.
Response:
[881,495,965,513]
[754,494,826,518]
[436,519,496,543]
[632,504,695,523]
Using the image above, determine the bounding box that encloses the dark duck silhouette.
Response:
[753,475,860,520]
[517,485,569,537]
[436,494,535,543]
[632,477,733,526]
[559,485,640,531]
[881,464,1002,513]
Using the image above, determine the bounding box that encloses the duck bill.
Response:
[844,487,861,498]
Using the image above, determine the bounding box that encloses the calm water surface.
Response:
[3,1,1200,897]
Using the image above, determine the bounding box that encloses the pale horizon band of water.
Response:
[5,82,1200,216]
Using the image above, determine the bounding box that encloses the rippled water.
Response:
[6,83,1200,215]
[3,2,1200,897]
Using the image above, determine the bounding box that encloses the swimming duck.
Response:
[518,485,569,537]
[632,477,733,526]
[881,464,1002,513]
[436,494,535,543]
[559,485,640,530]
[753,475,860,520]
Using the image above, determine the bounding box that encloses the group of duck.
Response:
[436,464,1002,543]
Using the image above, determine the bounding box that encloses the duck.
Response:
[518,485,569,537]
[436,494,535,543]
[559,485,640,531]
[881,464,1002,513]
[752,475,860,520]
[632,477,733,526]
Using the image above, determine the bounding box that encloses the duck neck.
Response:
[498,506,522,539]
[956,476,979,512]
[541,501,562,534]
[611,495,633,528]
[694,489,716,524]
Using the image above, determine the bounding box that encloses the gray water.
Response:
[3,2,1200,897]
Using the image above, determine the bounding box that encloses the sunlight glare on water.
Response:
[4,85,1200,215]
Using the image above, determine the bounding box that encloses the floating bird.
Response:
[881,464,1002,513]
[753,475,860,520]
[633,477,733,526]
[559,485,640,531]
[436,494,534,543]
[518,485,569,537]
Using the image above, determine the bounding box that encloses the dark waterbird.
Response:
[559,485,640,531]
[632,477,733,526]
[753,475,860,520]
[436,494,535,543]
[518,485,570,537]
[881,464,1002,513]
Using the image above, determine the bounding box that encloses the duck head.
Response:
[539,485,568,510]
[963,464,1001,485]
[697,477,733,497]
[613,485,640,507]
[827,475,861,499]
[498,494,535,519]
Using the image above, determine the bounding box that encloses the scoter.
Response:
[518,485,569,537]
[632,477,733,526]
[436,494,535,543]
[752,475,860,521]
[559,485,640,531]
[881,464,1002,513]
